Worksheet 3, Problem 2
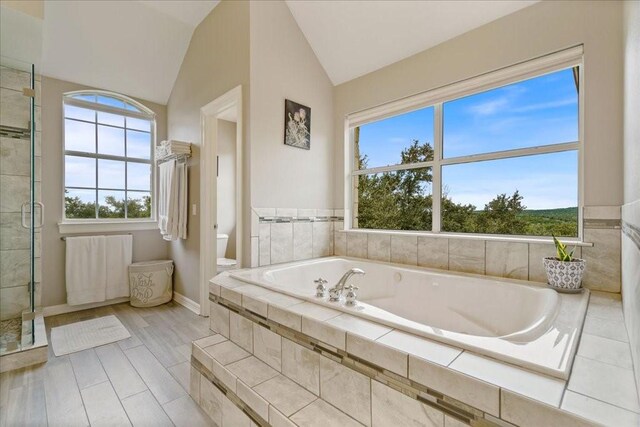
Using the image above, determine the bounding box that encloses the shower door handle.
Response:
[20,202,44,229]
[34,202,44,228]
[21,202,29,229]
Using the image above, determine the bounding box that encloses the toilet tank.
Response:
[217,234,228,258]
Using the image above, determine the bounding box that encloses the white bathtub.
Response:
[229,257,588,378]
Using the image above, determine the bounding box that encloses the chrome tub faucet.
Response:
[329,268,365,302]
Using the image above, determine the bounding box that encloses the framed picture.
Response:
[284,99,311,150]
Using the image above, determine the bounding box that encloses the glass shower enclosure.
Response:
[0,57,42,357]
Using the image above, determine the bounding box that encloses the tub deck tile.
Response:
[326,313,392,341]
[377,329,461,368]
[448,352,565,407]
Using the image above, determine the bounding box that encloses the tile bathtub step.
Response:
[192,334,365,426]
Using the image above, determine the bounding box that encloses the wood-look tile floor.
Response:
[0,302,216,427]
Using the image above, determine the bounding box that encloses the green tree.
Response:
[476,190,527,234]
[65,192,151,219]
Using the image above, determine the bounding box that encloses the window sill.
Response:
[339,228,594,247]
[58,220,158,234]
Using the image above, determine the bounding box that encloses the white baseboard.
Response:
[43,297,130,317]
[173,292,201,315]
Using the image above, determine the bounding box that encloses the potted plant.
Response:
[543,235,586,291]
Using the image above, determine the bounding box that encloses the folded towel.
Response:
[66,236,106,305]
[105,235,133,300]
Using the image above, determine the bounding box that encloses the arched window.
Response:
[63,91,155,220]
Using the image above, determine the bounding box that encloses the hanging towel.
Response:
[158,159,176,236]
[158,158,188,240]
[177,162,188,239]
[105,235,133,300]
[66,236,107,305]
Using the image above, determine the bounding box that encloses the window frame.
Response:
[345,46,584,242]
[61,90,157,227]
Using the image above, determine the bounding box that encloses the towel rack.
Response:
[60,233,133,241]
[156,153,190,165]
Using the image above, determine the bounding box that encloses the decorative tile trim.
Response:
[583,218,621,229]
[259,215,343,223]
[0,125,30,140]
[622,221,640,252]
[191,356,269,427]
[210,293,482,425]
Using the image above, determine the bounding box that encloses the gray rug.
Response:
[50,315,131,356]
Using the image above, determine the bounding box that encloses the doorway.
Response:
[199,86,243,316]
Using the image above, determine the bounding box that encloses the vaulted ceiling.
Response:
[40,1,219,104]
[286,0,538,85]
[3,0,539,105]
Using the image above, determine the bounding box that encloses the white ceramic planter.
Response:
[543,257,586,290]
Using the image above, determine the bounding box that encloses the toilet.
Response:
[216,234,237,271]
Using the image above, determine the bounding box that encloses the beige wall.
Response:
[621,0,640,401]
[166,0,251,301]
[40,76,169,307]
[249,0,334,209]
[333,0,623,209]
[217,119,237,259]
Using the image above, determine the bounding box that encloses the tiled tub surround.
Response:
[195,274,640,426]
[338,205,622,293]
[230,257,586,379]
[0,65,42,322]
[251,208,343,267]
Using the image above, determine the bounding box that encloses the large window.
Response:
[350,51,581,238]
[63,92,155,220]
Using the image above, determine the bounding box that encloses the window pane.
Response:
[356,107,434,169]
[443,68,579,158]
[126,130,151,159]
[98,159,125,189]
[64,105,95,122]
[126,117,151,132]
[441,151,578,237]
[97,111,125,127]
[65,119,96,153]
[355,167,432,231]
[65,188,96,218]
[98,125,125,156]
[127,191,151,218]
[65,156,96,187]
[96,95,125,109]
[125,103,142,112]
[98,190,125,218]
[127,162,151,191]
[70,94,96,103]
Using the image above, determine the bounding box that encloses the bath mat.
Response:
[50,315,130,356]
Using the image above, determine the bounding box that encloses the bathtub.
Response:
[229,256,588,378]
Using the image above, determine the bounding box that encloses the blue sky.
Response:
[358,68,579,210]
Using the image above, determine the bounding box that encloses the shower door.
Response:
[0,58,41,355]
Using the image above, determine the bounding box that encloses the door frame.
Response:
[199,86,243,316]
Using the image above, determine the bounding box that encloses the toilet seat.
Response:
[217,257,237,272]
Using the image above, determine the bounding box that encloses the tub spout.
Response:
[329,268,365,302]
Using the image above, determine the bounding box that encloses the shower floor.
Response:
[0,318,22,353]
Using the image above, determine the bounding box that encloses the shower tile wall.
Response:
[0,66,42,321]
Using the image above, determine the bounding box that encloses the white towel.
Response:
[105,235,133,300]
[158,159,176,236]
[158,159,188,240]
[177,162,188,239]
[66,236,106,305]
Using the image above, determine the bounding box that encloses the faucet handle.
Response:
[344,284,359,306]
[314,278,328,297]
